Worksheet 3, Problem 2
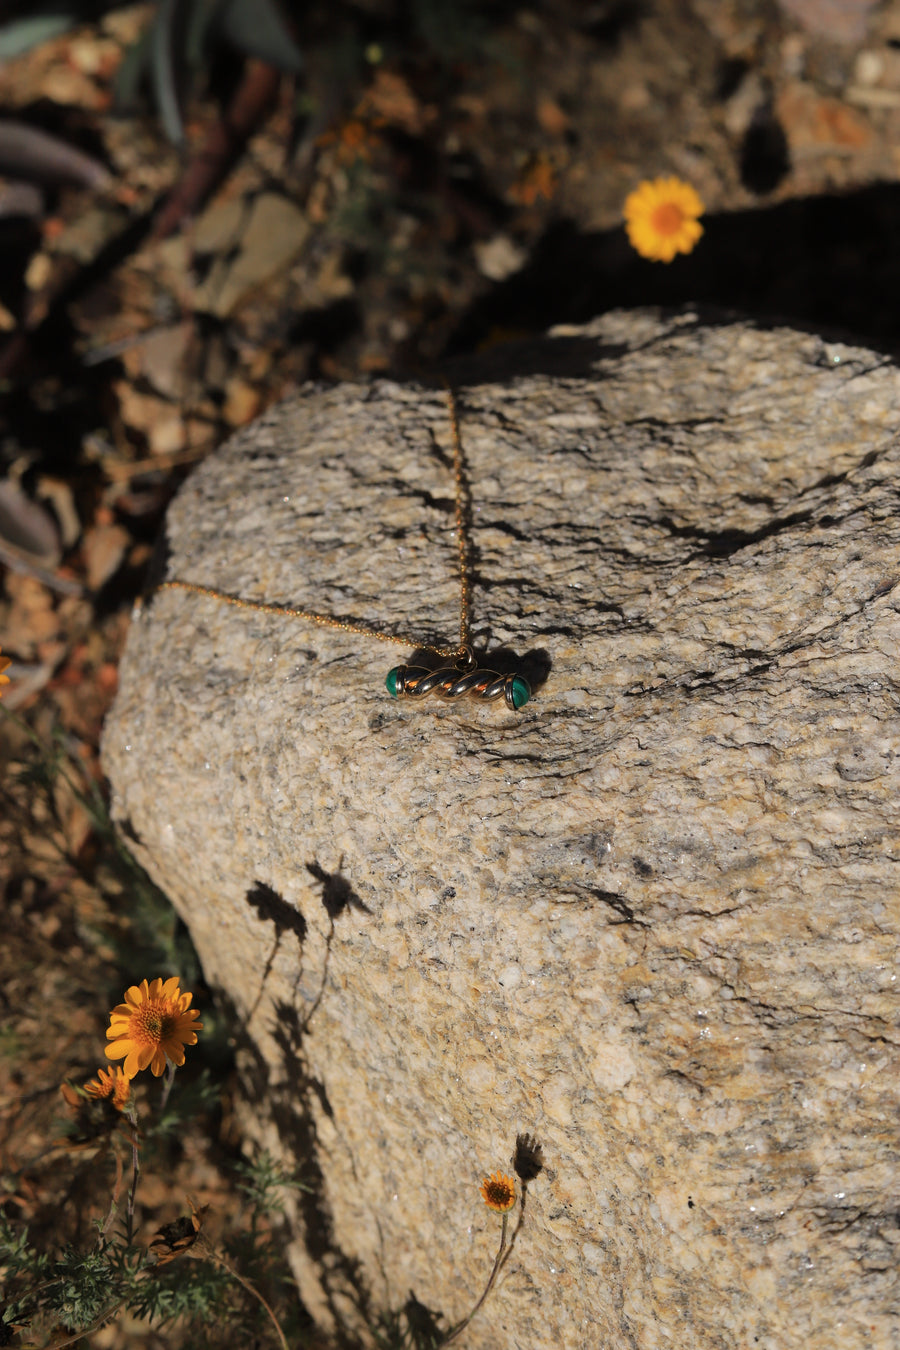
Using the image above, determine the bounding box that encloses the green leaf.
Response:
[112,20,153,111]
[215,0,303,74]
[0,14,77,60]
[152,0,186,146]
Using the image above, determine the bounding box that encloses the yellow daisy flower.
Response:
[623,176,704,262]
[0,648,11,693]
[479,1171,516,1213]
[105,976,202,1079]
[84,1065,132,1111]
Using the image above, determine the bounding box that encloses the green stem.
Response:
[202,1241,289,1350]
[101,1142,125,1236]
[41,1299,127,1348]
[158,1058,177,1113]
[125,1114,141,1244]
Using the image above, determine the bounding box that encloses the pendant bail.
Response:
[456,643,477,672]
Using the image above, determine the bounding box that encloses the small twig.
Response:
[0,206,154,382]
[40,1299,127,1349]
[81,321,186,366]
[0,539,84,595]
[152,58,282,240]
[102,442,214,482]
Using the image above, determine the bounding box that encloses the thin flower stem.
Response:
[201,1241,289,1350]
[126,1116,141,1244]
[158,1057,177,1113]
[495,1186,527,1278]
[442,1211,509,1347]
[101,1143,125,1236]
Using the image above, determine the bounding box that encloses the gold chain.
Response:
[160,387,473,662]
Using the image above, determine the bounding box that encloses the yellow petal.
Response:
[136,1044,156,1071]
[123,1049,142,1078]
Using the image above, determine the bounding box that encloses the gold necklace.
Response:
[160,388,532,711]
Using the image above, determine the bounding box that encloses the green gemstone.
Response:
[510,675,530,709]
[386,666,401,698]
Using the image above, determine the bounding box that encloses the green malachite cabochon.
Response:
[511,675,530,709]
[385,667,401,698]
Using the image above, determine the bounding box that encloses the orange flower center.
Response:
[136,1004,175,1044]
[650,201,687,236]
[484,1180,514,1207]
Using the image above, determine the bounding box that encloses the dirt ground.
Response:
[2,1,900,1345]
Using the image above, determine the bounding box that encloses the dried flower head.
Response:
[149,1197,208,1266]
[59,1079,133,1149]
[513,1132,544,1182]
[105,976,202,1079]
[623,176,704,263]
[480,1171,517,1213]
[59,1081,97,1147]
[0,649,10,693]
[84,1065,131,1111]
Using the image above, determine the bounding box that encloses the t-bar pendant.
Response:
[386,664,531,711]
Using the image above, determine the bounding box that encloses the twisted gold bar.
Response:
[386,664,530,710]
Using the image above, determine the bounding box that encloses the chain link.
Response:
[160,387,473,661]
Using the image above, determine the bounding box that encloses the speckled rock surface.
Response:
[103,310,900,1350]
